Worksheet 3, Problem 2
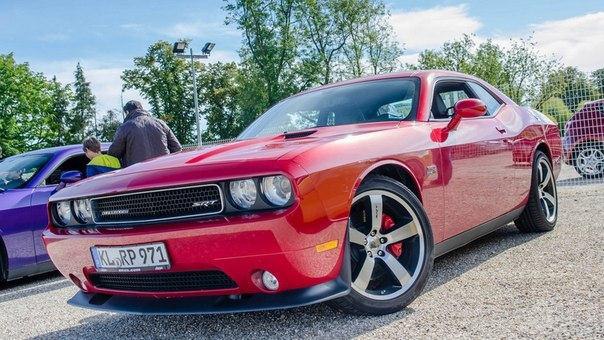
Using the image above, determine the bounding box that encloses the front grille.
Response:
[91,184,223,224]
[89,271,238,292]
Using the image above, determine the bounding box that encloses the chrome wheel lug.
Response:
[377,250,385,256]
[370,230,377,236]
[366,251,373,258]
[380,237,387,244]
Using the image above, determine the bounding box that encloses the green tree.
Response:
[414,35,557,105]
[43,76,73,146]
[339,0,401,78]
[0,54,55,156]
[540,97,572,133]
[295,0,401,83]
[590,68,604,97]
[97,109,122,142]
[414,35,476,73]
[70,63,97,142]
[296,0,350,85]
[235,62,271,127]
[365,19,403,75]
[225,0,299,106]
[197,62,244,140]
[122,41,196,145]
[538,67,599,112]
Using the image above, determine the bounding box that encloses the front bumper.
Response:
[44,204,349,308]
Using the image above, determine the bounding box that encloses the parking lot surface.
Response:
[1,176,602,339]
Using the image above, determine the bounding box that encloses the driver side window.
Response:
[431,81,473,119]
[44,154,90,186]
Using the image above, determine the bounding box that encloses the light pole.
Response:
[173,41,215,146]
[120,88,125,120]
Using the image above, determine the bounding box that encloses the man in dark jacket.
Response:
[108,100,182,167]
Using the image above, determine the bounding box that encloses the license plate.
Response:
[91,243,170,272]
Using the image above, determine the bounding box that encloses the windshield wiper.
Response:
[282,129,318,139]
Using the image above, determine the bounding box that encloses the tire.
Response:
[515,151,558,232]
[0,248,6,285]
[330,175,434,315]
[573,142,604,178]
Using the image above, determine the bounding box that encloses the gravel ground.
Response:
[0,169,602,339]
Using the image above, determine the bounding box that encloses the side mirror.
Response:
[431,98,487,142]
[60,170,83,184]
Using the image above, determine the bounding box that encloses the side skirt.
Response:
[7,261,56,281]
[434,207,524,258]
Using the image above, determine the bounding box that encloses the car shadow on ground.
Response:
[34,223,544,339]
[0,272,68,304]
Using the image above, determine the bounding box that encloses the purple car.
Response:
[0,144,108,282]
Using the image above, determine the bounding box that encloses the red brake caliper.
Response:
[381,214,403,257]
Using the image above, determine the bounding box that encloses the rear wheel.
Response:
[515,151,558,232]
[574,143,604,178]
[330,176,433,315]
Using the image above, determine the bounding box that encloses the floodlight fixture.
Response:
[201,42,215,55]
[172,41,188,54]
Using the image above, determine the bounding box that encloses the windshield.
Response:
[238,78,420,139]
[0,154,52,190]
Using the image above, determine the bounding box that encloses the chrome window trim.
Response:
[90,183,224,225]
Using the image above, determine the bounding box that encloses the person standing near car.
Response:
[83,136,121,177]
[108,100,182,167]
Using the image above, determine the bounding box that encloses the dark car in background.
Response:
[0,144,108,283]
[563,100,604,178]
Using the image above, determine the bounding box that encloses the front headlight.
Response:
[229,179,257,209]
[261,175,292,206]
[73,199,92,223]
[56,201,72,225]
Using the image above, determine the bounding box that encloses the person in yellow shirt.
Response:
[82,136,121,177]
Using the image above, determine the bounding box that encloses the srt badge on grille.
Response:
[192,200,218,208]
[101,209,129,216]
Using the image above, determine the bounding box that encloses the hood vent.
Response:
[283,129,317,139]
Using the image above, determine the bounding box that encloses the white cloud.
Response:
[398,53,420,66]
[530,12,604,72]
[27,59,147,119]
[164,21,239,39]
[389,5,482,52]
[389,6,602,72]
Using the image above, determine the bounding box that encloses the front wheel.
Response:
[330,176,433,315]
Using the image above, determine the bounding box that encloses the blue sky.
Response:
[1,0,602,113]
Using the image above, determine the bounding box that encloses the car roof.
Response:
[292,70,478,97]
[15,143,111,157]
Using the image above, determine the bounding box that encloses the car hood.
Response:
[50,122,401,201]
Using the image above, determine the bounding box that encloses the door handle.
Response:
[495,126,506,134]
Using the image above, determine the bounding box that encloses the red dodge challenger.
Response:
[43,71,562,315]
